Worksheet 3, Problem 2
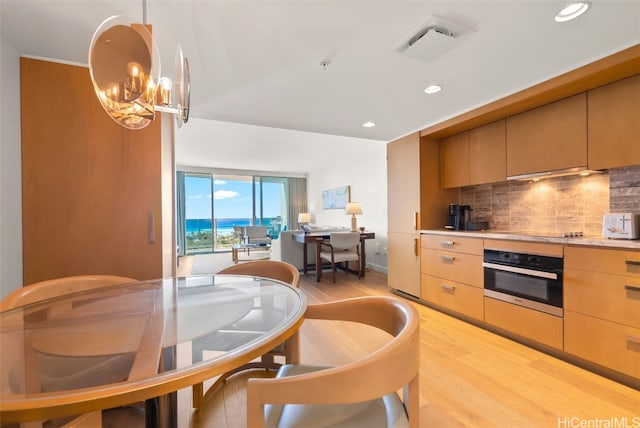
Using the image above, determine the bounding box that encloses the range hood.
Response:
[507,166,604,181]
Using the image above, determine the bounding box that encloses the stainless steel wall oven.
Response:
[483,249,563,317]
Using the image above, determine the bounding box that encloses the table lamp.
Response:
[345,202,362,232]
[298,212,311,232]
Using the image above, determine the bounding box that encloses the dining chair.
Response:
[0,274,135,311]
[246,295,420,428]
[192,260,300,408]
[319,232,362,282]
[0,274,137,428]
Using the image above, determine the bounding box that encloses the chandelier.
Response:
[88,14,189,130]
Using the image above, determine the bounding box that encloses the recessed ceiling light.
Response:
[362,121,376,128]
[555,1,590,22]
[424,84,442,94]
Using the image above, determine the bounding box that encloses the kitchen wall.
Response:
[459,164,640,236]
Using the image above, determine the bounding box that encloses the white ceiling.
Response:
[1,1,639,142]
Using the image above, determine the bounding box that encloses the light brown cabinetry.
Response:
[439,119,506,188]
[469,120,506,185]
[440,132,469,188]
[21,58,174,285]
[420,234,484,320]
[564,246,640,378]
[506,93,587,177]
[588,74,640,170]
[387,133,421,298]
[387,134,457,298]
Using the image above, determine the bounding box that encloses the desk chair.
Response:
[192,261,300,408]
[0,275,137,428]
[246,296,420,428]
[319,232,362,282]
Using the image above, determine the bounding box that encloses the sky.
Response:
[185,175,283,219]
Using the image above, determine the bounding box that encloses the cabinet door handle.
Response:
[441,240,454,248]
[148,212,155,244]
[625,260,640,266]
[626,335,640,346]
[625,285,640,293]
[441,284,455,292]
[414,238,419,257]
[440,255,455,263]
[413,212,420,231]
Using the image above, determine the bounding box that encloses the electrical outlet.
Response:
[383,247,387,255]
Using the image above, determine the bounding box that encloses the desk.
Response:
[0,275,306,426]
[292,232,375,281]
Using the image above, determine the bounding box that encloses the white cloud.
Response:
[214,179,226,185]
[214,190,239,200]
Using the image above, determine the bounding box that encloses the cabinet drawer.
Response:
[565,246,640,277]
[421,274,484,321]
[565,268,640,328]
[565,311,640,379]
[421,250,483,287]
[484,297,563,350]
[484,239,562,257]
[422,234,483,255]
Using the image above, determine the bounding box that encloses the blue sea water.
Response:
[186,218,279,235]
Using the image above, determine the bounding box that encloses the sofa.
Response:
[271,227,350,270]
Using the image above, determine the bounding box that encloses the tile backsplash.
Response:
[459,165,640,236]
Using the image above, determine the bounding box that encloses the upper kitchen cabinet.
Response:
[440,131,469,188]
[588,74,640,170]
[506,93,587,177]
[469,120,506,185]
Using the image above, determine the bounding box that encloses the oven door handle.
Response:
[482,262,559,280]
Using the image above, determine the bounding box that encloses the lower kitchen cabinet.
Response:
[420,233,484,320]
[564,311,640,379]
[484,297,563,350]
[421,274,484,320]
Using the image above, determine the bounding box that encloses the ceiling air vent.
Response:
[397,15,470,62]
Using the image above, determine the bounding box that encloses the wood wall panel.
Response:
[21,57,164,285]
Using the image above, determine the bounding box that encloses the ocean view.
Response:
[186,218,280,235]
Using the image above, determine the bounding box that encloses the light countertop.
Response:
[421,229,640,250]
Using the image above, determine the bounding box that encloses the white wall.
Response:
[1,35,23,298]
[175,119,389,272]
[306,141,388,272]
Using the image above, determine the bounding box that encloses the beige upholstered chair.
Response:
[244,225,272,245]
[319,232,362,282]
[192,260,300,408]
[246,295,420,428]
[0,275,137,428]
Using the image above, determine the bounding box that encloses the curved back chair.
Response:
[0,274,136,428]
[217,260,300,287]
[246,295,420,428]
[192,260,300,408]
[319,232,362,282]
[0,274,135,311]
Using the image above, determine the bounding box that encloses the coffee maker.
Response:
[447,204,472,230]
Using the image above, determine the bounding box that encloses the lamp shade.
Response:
[345,202,363,216]
[297,212,311,223]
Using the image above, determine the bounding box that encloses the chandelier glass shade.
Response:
[88,15,189,130]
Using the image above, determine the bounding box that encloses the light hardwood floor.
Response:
[182,263,640,428]
[105,254,640,426]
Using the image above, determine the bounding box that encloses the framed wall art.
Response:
[322,185,351,209]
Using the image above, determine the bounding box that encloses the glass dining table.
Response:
[0,274,307,426]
